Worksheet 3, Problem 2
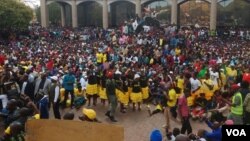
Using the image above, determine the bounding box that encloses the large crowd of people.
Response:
[0,21,250,141]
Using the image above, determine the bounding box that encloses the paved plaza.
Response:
[58,103,209,141]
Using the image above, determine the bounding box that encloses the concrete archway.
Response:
[178,0,211,27]
[77,1,103,27]
[108,0,136,5]
[45,1,72,27]
[76,0,103,5]
[110,0,136,27]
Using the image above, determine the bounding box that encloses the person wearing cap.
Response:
[150,129,162,141]
[105,70,118,122]
[130,74,143,111]
[223,83,243,125]
[79,108,99,122]
[48,76,61,119]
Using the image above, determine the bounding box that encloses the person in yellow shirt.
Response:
[102,52,107,63]
[226,65,237,85]
[60,88,65,103]
[176,74,185,93]
[167,86,178,117]
[219,69,227,90]
[175,47,181,56]
[96,50,103,66]
[201,74,214,101]
[164,84,177,130]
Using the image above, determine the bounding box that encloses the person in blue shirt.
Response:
[204,119,222,141]
[39,94,49,119]
[62,69,76,108]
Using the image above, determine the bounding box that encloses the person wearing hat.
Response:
[222,83,243,125]
[48,76,61,119]
[105,70,118,122]
[79,108,98,122]
[130,74,143,111]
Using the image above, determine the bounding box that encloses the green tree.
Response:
[0,0,33,30]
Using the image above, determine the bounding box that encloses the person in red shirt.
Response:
[178,89,192,135]
[0,54,5,65]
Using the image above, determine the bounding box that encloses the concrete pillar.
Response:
[136,0,142,18]
[210,0,217,30]
[72,0,78,28]
[40,0,48,27]
[103,0,108,29]
[60,4,66,27]
[171,0,177,25]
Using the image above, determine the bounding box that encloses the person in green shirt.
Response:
[197,65,207,79]
[105,71,118,122]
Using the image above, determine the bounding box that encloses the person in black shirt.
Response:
[119,75,129,113]
[114,70,123,112]
[86,65,98,106]
[99,70,107,106]
[140,71,149,102]
[130,74,143,111]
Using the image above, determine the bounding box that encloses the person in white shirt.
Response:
[80,74,88,91]
[190,74,201,95]
[49,76,61,119]
[209,67,220,91]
